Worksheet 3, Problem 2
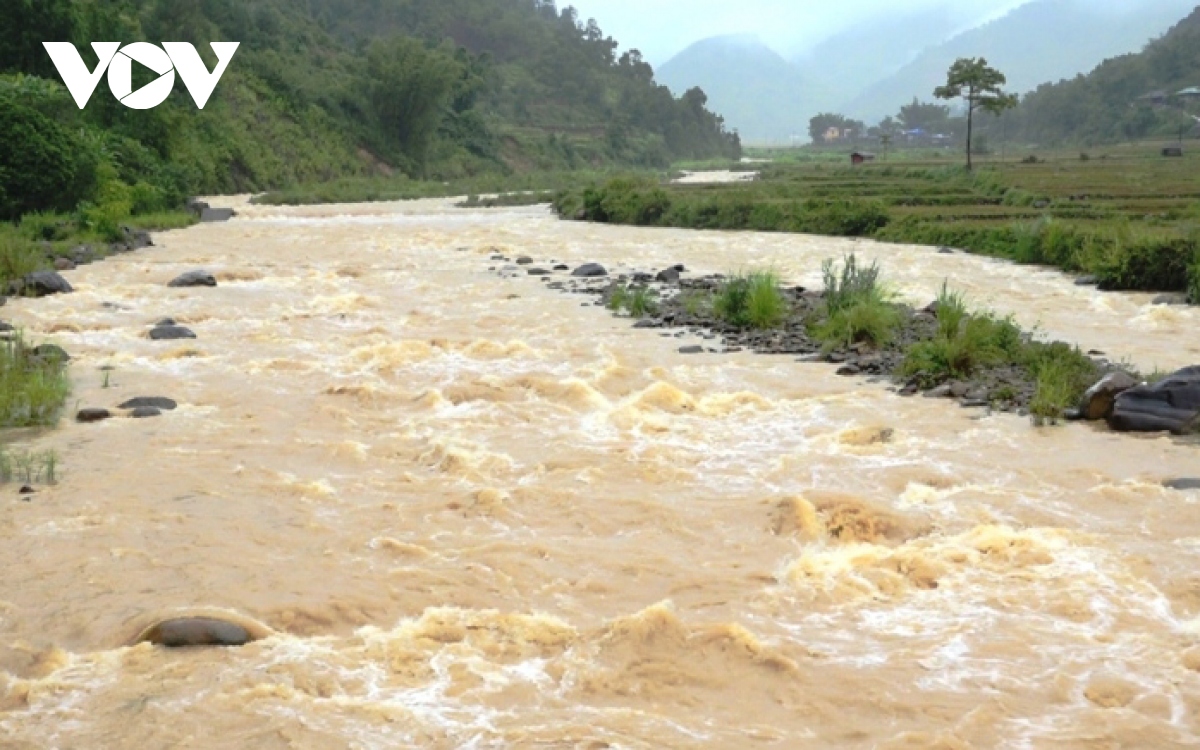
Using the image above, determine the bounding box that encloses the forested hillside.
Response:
[998,5,1200,144]
[0,0,740,222]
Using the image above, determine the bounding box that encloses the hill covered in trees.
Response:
[996,5,1200,145]
[0,0,740,221]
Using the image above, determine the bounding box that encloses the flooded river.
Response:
[2,196,1199,748]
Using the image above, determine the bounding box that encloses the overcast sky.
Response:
[564,0,1032,64]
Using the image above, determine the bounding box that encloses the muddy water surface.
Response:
[2,197,1200,748]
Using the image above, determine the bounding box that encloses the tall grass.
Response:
[712,270,787,328]
[607,285,658,318]
[814,254,899,348]
[0,448,60,485]
[0,332,71,427]
[0,235,45,289]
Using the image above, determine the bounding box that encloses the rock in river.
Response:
[76,408,112,423]
[119,397,178,411]
[571,263,608,278]
[1108,366,1200,434]
[168,270,217,288]
[1079,372,1138,420]
[11,271,73,297]
[149,325,197,340]
[1164,479,1200,491]
[136,617,255,648]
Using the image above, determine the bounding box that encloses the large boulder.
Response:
[149,325,197,341]
[1108,367,1200,434]
[168,270,217,288]
[136,617,255,648]
[12,271,73,297]
[119,397,178,411]
[200,207,235,222]
[1079,372,1138,420]
[571,263,608,278]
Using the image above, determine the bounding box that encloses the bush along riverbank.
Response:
[551,167,1200,303]
[491,251,1199,434]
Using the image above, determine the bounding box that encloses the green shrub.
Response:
[1188,248,1200,304]
[713,270,787,328]
[0,97,97,220]
[1095,235,1194,292]
[900,285,1024,386]
[815,298,901,349]
[0,235,46,288]
[822,254,883,314]
[798,199,890,236]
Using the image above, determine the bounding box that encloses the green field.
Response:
[554,142,1200,302]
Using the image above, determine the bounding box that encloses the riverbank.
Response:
[551,146,1200,303]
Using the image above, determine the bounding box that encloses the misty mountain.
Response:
[657,35,837,142]
[841,0,1198,122]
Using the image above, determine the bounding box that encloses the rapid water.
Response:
[1,196,1198,748]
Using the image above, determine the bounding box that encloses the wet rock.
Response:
[553,264,569,271]
[656,267,681,284]
[18,485,35,495]
[632,319,660,329]
[925,385,952,398]
[515,256,533,265]
[836,364,861,376]
[1164,479,1200,491]
[1074,275,1099,286]
[123,227,153,250]
[0,321,12,333]
[526,268,551,276]
[12,271,73,297]
[1152,293,1189,306]
[571,263,608,278]
[1108,366,1200,434]
[678,345,704,354]
[119,397,178,411]
[1079,372,1138,420]
[937,246,956,254]
[149,325,197,341]
[53,257,76,271]
[949,381,970,398]
[31,344,70,363]
[137,617,254,648]
[961,399,989,409]
[155,317,177,327]
[130,407,162,418]
[168,270,217,288]
[76,408,112,423]
[199,207,235,222]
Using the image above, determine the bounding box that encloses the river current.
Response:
[1,195,1199,748]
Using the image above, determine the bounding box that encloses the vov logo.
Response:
[43,42,239,110]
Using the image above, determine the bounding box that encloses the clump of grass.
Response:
[678,290,710,316]
[607,284,658,318]
[712,270,787,328]
[0,235,45,290]
[0,332,71,427]
[813,254,899,349]
[900,284,1023,386]
[1026,341,1100,424]
[0,447,60,485]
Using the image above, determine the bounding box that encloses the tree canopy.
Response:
[934,57,1017,169]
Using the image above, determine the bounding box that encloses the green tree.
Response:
[897,98,951,132]
[934,58,1018,170]
[0,0,78,79]
[808,113,865,144]
[367,37,463,176]
[0,97,96,220]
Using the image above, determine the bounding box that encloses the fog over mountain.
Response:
[648,0,1197,142]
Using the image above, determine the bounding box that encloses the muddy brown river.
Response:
[2,196,1199,748]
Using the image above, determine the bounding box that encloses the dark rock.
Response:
[1152,293,1188,306]
[573,208,587,221]
[937,246,956,254]
[149,326,197,341]
[633,320,660,329]
[553,264,570,271]
[1074,275,1100,286]
[13,271,73,297]
[1164,479,1200,491]
[76,408,112,423]
[108,242,131,254]
[130,407,162,418]
[0,321,11,332]
[899,384,919,397]
[1108,366,1200,434]
[1079,372,1138,420]
[119,397,178,411]
[31,344,70,363]
[1063,408,1085,421]
[515,256,533,265]
[572,263,608,278]
[949,381,970,398]
[656,268,681,284]
[678,345,704,354]
[826,352,847,364]
[123,227,152,250]
[836,364,861,376]
[186,198,210,215]
[53,257,76,271]
[199,207,235,222]
[155,318,177,327]
[961,399,990,409]
[137,617,254,648]
[925,385,952,398]
[71,245,95,265]
[18,485,35,495]
[168,270,217,288]
[527,268,552,276]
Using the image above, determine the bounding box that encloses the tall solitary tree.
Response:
[934,58,1018,170]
